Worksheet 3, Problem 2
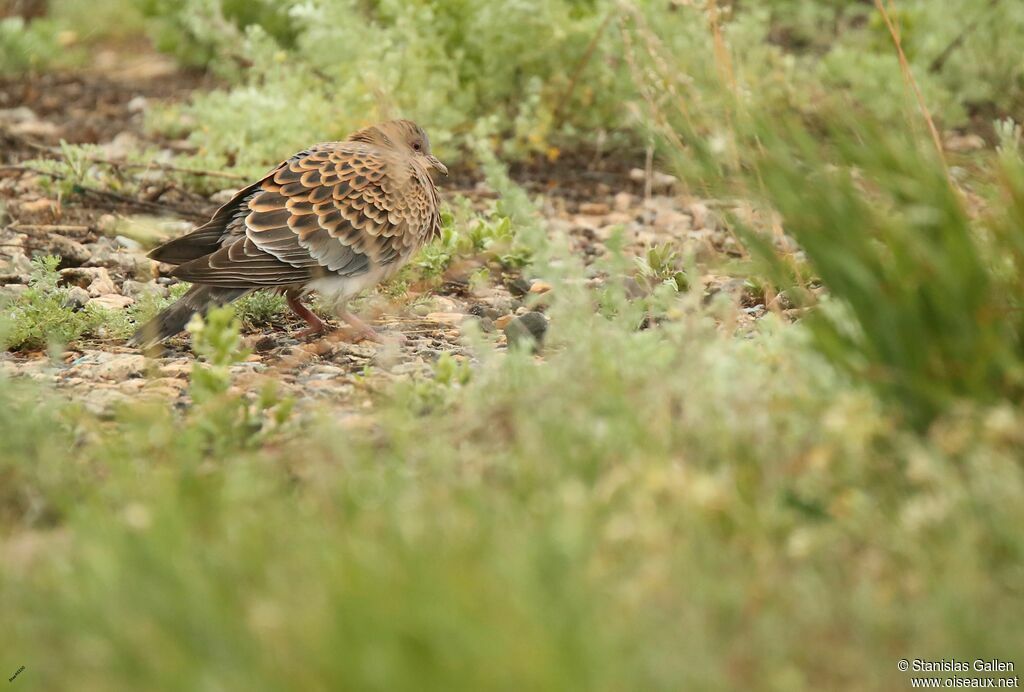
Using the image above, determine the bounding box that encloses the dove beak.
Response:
[426,155,448,176]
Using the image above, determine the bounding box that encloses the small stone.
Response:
[460,315,495,333]
[578,202,610,215]
[121,279,167,300]
[98,214,118,233]
[210,188,240,205]
[60,266,117,296]
[0,284,28,302]
[0,107,37,124]
[115,235,142,251]
[494,314,514,330]
[48,235,91,266]
[99,132,141,160]
[944,133,985,152]
[426,312,468,325]
[19,198,57,215]
[95,354,147,380]
[688,201,711,229]
[10,119,61,139]
[429,295,460,313]
[144,377,187,393]
[127,96,149,113]
[529,280,552,294]
[506,276,532,297]
[158,361,193,378]
[87,294,135,311]
[613,191,633,211]
[503,312,548,351]
[81,387,130,418]
[62,286,90,310]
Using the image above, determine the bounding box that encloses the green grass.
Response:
[2,287,1023,690]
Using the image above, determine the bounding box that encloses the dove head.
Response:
[352,119,448,176]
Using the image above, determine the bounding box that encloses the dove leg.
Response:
[286,293,327,337]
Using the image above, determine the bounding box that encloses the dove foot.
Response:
[335,310,409,346]
[287,294,328,338]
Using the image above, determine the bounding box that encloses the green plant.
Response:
[635,243,689,293]
[233,291,286,327]
[1,256,103,351]
[186,305,292,452]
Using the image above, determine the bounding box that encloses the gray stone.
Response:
[60,266,117,296]
[62,286,90,310]
[121,279,167,300]
[503,312,548,351]
[48,235,91,266]
[86,294,135,311]
[94,354,147,380]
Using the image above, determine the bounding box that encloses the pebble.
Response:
[506,276,532,297]
[115,235,142,251]
[62,286,90,310]
[19,198,57,214]
[60,267,117,296]
[127,96,149,113]
[529,280,552,294]
[97,214,118,234]
[210,188,240,205]
[503,312,548,351]
[0,107,37,124]
[460,315,495,333]
[87,294,134,311]
[158,361,193,378]
[578,202,610,215]
[93,354,148,380]
[425,312,468,325]
[122,279,167,300]
[80,388,130,418]
[48,236,91,266]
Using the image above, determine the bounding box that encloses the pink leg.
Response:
[287,294,327,338]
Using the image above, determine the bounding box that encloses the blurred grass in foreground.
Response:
[2,286,1023,690]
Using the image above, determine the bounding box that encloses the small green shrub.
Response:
[233,291,286,327]
[0,17,63,74]
[1,256,104,351]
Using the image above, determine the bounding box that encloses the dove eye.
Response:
[412,142,422,151]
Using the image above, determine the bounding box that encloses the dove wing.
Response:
[168,143,438,289]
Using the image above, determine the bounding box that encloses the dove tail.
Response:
[129,285,250,347]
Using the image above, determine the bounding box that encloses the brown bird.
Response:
[130,119,446,346]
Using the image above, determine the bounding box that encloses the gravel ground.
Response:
[1,57,778,418]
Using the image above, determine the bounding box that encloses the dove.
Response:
[130,119,446,347]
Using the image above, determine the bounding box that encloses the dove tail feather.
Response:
[129,285,250,347]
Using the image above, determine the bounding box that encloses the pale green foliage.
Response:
[1,256,104,350]
[26,142,138,199]
[1,259,188,349]
[138,0,1024,176]
[3,289,1023,689]
[186,305,293,451]
[0,0,144,74]
[233,290,286,327]
[415,201,531,280]
[0,17,63,74]
[635,243,688,292]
